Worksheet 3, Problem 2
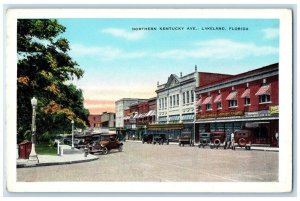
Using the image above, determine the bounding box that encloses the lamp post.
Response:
[71,120,74,149]
[29,97,39,163]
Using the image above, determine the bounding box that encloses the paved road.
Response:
[17,141,278,182]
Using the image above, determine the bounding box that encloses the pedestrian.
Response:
[224,132,231,149]
[231,132,235,150]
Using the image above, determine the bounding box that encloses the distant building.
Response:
[115,98,147,137]
[100,112,115,128]
[88,114,101,128]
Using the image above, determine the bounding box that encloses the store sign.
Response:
[196,111,244,119]
[270,105,279,114]
[245,110,270,117]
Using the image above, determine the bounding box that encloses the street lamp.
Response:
[71,120,74,149]
[29,97,39,163]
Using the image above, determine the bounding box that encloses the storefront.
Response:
[147,123,184,142]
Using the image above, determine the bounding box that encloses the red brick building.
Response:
[88,115,101,128]
[195,63,279,146]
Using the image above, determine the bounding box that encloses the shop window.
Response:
[217,102,222,109]
[259,95,271,103]
[229,100,238,107]
[244,97,251,106]
[206,103,212,111]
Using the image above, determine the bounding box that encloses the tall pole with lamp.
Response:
[29,97,39,163]
[71,120,74,149]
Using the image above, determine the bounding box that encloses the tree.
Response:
[17,19,89,144]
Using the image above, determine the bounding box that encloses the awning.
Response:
[241,88,250,98]
[123,116,130,120]
[169,115,180,121]
[255,84,271,96]
[202,96,212,105]
[147,123,184,131]
[214,94,222,103]
[146,110,156,116]
[226,91,237,100]
[196,98,202,106]
[181,114,195,121]
[133,113,139,119]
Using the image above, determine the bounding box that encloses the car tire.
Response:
[118,145,123,152]
[214,139,221,147]
[101,147,108,155]
[238,138,247,147]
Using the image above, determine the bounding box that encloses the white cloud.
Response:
[262,28,279,39]
[70,44,146,60]
[102,28,145,41]
[156,39,278,60]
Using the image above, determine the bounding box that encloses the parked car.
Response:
[89,133,123,155]
[234,129,254,150]
[210,131,226,149]
[179,132,192,146]
[152,134,168,145]
[198,132,211,148]
[142,134,153,144]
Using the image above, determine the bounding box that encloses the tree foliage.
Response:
[17,19,89,144]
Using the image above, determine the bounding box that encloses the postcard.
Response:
[5,8,292,193]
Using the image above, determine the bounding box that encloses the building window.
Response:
[165,97,167,108]
[161,98,164,109]
[183,92,185,105]
[159,99,161,109]
[206,103,212,111]
[259,95,271,103]
[229,100,238,107]
[217,102,222,109]
[177,94,179,106]
[170,96,172,107]
[198,105,202,112]
[187,91,190,104]
[173,95,176,107]
[191,90,194,102]
[244,97,251,106]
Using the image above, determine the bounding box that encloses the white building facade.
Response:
[154,67,199,141]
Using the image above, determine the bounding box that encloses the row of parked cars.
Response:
[142,129,254,150]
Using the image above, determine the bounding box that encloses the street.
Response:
[17,141,278,182]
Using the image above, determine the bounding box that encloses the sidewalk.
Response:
[17,145,99,168]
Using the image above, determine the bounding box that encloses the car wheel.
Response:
[118,145,123,152]
[101,147,108,155]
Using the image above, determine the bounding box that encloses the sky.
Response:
[57,18,279,114]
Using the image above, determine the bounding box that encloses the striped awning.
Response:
[214,94,222,103]
[202,96,212,105]
[133,113,139,119]
[255,84,271,96]
[123,116,130,120]
[181,114,195,121]
[196,98,202,106]
[146,110,156,116]
[169,115,180,121]
[241,88,250,98]
[226,91,237,100]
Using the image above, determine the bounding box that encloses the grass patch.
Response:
[36,144,57,155]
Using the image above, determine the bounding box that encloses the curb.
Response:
[17,156,99,168]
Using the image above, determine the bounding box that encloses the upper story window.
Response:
[170,96,173,107]
[191,90,194,102]
[226,91,238,108]
[183,92,185,105]
[206,103,212,111]
[173,95,176,106]
[187,91,190,104]
[159,99,162,109]
[164,97,167,108]
[241,88,251,106]
[244,98,251,105]
[229,100,238,107]
[255,83,271,104]
[161,98,164,109]
[177,94,179,106]
[217,102,222,109]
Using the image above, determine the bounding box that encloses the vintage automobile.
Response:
[152,134,168,145]
[210,131,226,149]
[89,133,123,155]
[198,132,211,148]
[142,134,153,144]
[179,132,193,146]
[234,129,254,150]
